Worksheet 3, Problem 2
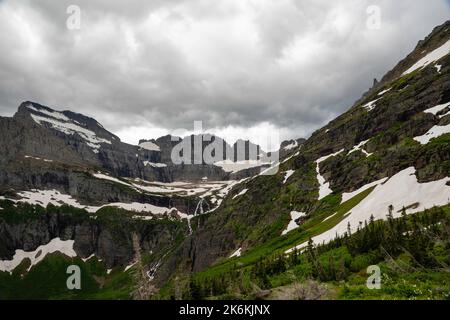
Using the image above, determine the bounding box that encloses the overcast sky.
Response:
[0,0,449,149]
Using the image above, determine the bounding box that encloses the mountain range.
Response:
[0,20,449,300]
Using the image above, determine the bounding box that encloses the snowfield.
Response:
[2,189,187,218]
[316,149,344,200]
[287,167,450,253]
[402,39,450,76]
[30,113,111,153]
[26,104,70,121]
[341,177,388,204]
[282,211,306,235]
[0,238,76,273]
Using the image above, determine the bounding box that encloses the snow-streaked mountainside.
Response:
[0,20,449,300]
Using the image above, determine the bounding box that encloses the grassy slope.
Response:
[0,255,135,300]
[175,205,450,300]
[156,186,377,298]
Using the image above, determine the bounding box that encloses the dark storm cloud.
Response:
[0,0,449,145]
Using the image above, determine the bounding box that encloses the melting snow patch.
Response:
[0,238,76,273]
[24,155,53,162]
[402,39,450,76]
[139,141,160,152]
[5,189,186,217]
[413,124,450,144]
[316,150,344,200]
[232,189,248,199]
[362,98,381,112]
[81,253,96,262]
[26,104,70,121]
[13,189,93,211]
[124,261,137,272]
[283,170,295,184]
[378,88,392,96]
[281,151,300,164]
[214,160,268,174]
[103,203,182,216]
[30,114,111,153]
[229,248,242,258]
[287,167,450,253]
[282,211,306,235]
[348,140,372,157]
[143,161,167,168]
[423,102,450,119]
[132,215,153,221]
[435,64,442,73]
[92,173,131,186]
[323,212,337,222]
[283,141,298,151]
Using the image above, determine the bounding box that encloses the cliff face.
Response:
[0,203,187,268]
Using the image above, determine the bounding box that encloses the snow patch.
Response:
[423,102,450,119]
[403,40,450,76]
[348,140,372,157]
[26,104,70,121]
[283,141,298,151]
[229,248,242,258]
[92,173,130,186]
[30,114,111,152]
[214,160,268,174]
[4,189,186,217]
[143,161,167,168]
[0,238,76,273]
[378,88,392,96]
[124,261,137,272]
[413,123,450,144]
[283,170,295,184]
[232,188,248,199]
[282,211,306,235]
[322,212,337,222]
[139,141,160,152]
[362,98,381,112]
[316,149,344,200]
[24,155,53,162]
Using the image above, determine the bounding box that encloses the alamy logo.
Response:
[366,5,381,30]
[66,265,81,290]
[366,265,381,289]
[66,5,81,30]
